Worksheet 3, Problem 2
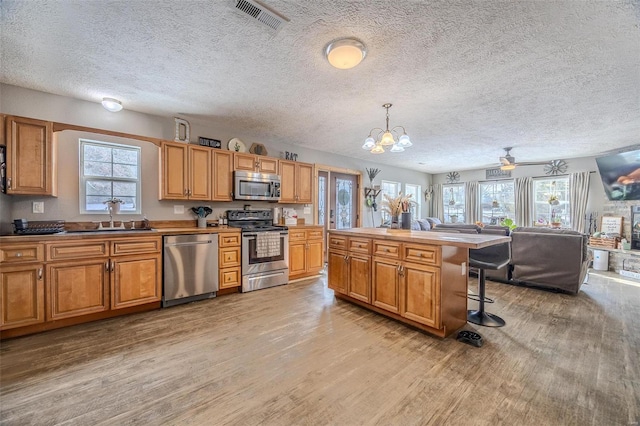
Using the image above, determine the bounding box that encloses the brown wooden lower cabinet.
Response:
[111,254,162,309]
[219,232,241,290]
[289,226,325,280]
[328,233,463,338]
[0,264,45,329]
[47,259,109,320]
[0,236,162,337]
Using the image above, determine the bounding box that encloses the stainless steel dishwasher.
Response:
[163,234,219,307]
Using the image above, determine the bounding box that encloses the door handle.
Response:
[38,268,43,280]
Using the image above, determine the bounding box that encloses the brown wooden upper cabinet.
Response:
[212,150,233,201]
[5,116,57,196]
[233,152,278,174]
[159,141,212,200]
[279,160,313,203]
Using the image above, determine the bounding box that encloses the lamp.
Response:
[325,38,366,70]
[101,97,123,112]
[362,103,412,154]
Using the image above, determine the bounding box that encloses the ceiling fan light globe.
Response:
[380,131,395,146]
[362,137,376,150]
[500,164,516,171]
[398,134,412,147]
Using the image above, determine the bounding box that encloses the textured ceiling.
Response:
[1,0,639,173]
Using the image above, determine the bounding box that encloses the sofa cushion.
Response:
[425,217,441,228]
[416,219,431,230]
[432,224,481,234]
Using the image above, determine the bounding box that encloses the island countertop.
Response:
[328,228,510,249]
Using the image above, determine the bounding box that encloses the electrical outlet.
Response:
[174,205,184,214]
[461,262,466,275]
[32,201,44,214]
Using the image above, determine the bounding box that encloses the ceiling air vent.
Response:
[234,0,289,32]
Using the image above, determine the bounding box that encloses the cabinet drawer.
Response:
[349,238,371,254]
[373,241,401,259]
[111,238,161,256]
[47,241,108,261]
[220,267,241,289]
[289,229,306,241]
[0,243,44,264]
[403,244,440,266]
[219,233,241,247]
[307,228,324,240]
[328,235,347,250]
[219,247,241,268]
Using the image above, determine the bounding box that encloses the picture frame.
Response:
[198,137,221,149]
[600,216,623,236]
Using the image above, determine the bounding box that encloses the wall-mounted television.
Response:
[596,149,640,200]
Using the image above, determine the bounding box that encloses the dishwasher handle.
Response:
[165,240,213,247]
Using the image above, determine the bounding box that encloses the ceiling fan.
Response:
[499,147,550,170]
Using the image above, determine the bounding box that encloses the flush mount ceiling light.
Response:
[362,103,412,154]
[101,97,123,112]
[325,38,366,70]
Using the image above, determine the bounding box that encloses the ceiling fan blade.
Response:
[499,157,511,165]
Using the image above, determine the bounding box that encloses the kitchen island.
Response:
[327,228,511,338]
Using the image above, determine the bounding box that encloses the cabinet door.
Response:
[296,162,313,203]
[258,157,278,174]
[0,264,45,330]
[348,254,371,303]
[327,249,348,295]
[188,146,212,200]
[372,258,401,313]
[289,241,307,278]
[47,260,109,320]
[160,142,188,199]
[279,160,297,203]
[212,150,233,201]
[6,116,56,195]
[220,267,241,289]
[307,239,324,276]
[233,153,257,171]
[401,263,441,328]
[111,254,161,309]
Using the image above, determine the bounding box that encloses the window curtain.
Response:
[570,172,590,233]
[514,177,533,227]
[464,181,478,223]
[432,183,444,221]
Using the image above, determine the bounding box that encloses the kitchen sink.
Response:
[65,228,157,234]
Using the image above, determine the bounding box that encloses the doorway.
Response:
[316,167,361,260]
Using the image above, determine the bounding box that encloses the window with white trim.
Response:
[443,184,465,223]
[405,183,422,219]
[380,180,400,223]
[80,139,141,214]
[533,177,570,227]
[479,181,515,224]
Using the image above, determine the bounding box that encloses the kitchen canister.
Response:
[197,217,207,228]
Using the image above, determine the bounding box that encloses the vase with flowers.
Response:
[550,209,562,228]
[383,192,413,229]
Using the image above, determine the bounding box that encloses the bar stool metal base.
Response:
[467,310,506,327]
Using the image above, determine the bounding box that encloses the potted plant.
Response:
[548,195,560,205]
[500,218,517,231]
[550,210,562,228]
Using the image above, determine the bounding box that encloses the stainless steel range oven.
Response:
[227,209,289,292]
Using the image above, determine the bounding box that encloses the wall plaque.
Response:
[486,168,511,179]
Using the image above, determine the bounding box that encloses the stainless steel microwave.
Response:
[234,171,281,201]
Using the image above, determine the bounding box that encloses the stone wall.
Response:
[599,200,640,272]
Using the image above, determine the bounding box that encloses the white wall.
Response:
[1,84,430,231]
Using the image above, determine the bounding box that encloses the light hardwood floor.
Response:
[1,271,639,425]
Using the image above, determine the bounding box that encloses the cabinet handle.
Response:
[110,260,115,272]
[15,252,22,257]
[7,177,11,189]
[106,261,110,272]
[38,268,43,280]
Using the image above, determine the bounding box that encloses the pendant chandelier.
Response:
[362,103,412,154]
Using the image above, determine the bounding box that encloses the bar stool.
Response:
[468,242,510,327]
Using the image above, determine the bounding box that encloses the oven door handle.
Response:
[243,232,288,238]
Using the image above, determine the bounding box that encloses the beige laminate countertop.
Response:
[286,224,323,229]
[0,226,241,243]
[328,228,510,249]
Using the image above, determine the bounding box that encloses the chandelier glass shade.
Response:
[362,104,412,154]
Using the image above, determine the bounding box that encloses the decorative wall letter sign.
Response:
[174,117,191,143]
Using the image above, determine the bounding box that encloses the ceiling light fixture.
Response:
[101,97,123,112]
[325,38,366,70]
[362,103,412,154]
